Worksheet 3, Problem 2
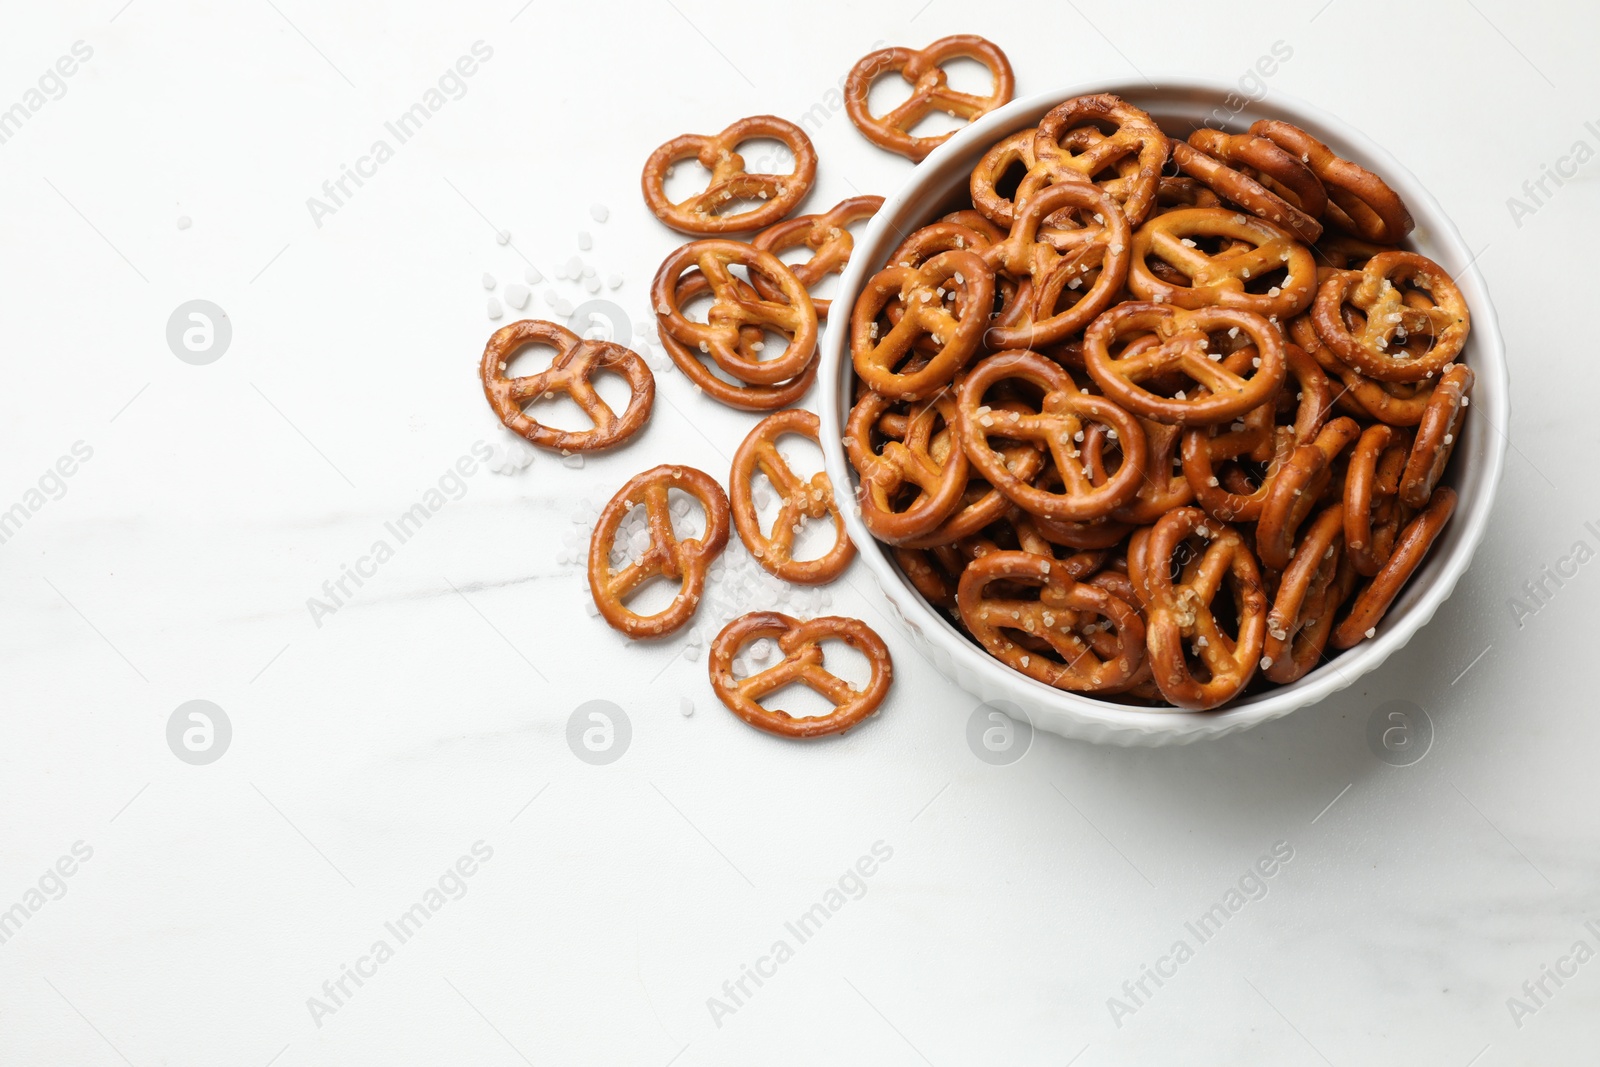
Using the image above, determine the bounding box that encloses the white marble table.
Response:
[3,1,1596,1063]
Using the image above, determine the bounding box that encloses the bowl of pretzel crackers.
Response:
[816,76,1506,745]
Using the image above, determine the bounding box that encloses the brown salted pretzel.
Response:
[1256,416,1361,571]
[957,350,1148,521]
[654,250,817,409]
[480,319,654,452]
[1343,423,1411,576]
[1127,207,1317,318]
[1087,417,1193,524]
[844,35,1014,162]
[1083,302,1287,425]
[710,612,893,737]
[1311,251,1471,382]
[1261,502,1349,684]
[1184,423,1294,525]
[729,409,855,585]
[970,129,1042,228]
[1250,119,1414,244]
[1180,344,1330,522]
[1171,140,1323,244]
[641,115,817,235]
[1187,130,1327,218]
[588,465,730,638]
[845,390,969,544]
[956,550,1145,691]
[651,239,817,387]
[899,438,1047,548]
[1399,364,1472,508]
[1142,507,1269,709]
[1029,95,1171,227]
[980,182,1132,348]
[751,195,883,319]
[1333,487,1457,648]
[1290,313,1435,425]
[851,249,995,399]
[887,218,1000,270]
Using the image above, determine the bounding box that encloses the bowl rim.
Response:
[815,75,1509,741]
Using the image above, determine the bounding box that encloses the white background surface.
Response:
[2,1,1597,1064]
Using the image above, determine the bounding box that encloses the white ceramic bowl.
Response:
[817,78,1508,746]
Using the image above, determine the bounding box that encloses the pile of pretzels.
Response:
[847,93,1473,710]
[479,33,1476,723]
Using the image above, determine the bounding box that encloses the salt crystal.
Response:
[505,284,531,310]
[585,277,601,293]
[607,273,623,290]
[482,273,497,290]
[590,204,610,223]
[525,265,544,284]
[679,696,694,717]
[486,297,503,320]
[578,231,593,251]
[496,230,511,245]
